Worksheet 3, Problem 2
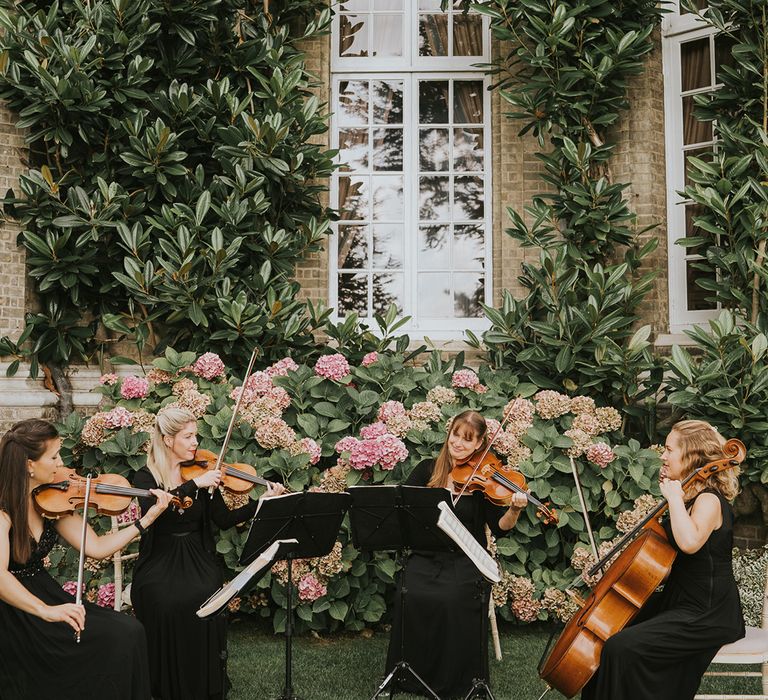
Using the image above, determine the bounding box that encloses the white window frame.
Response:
[662,6,721,333]
[330,1,493,337]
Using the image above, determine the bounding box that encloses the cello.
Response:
[538,437,747,698]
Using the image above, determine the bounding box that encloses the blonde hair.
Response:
[429,410,488,488]
[146,407,197,488]
[672,419,740,503]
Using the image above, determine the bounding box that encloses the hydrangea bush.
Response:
[53,347,664,631]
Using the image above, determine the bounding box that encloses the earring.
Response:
[28,471,34,478]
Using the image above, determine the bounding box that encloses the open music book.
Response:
[196,538,297,619]
[436,501,501,583]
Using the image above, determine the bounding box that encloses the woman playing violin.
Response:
[384,410,528,699]
[581,420,745,700]
[0,418,174,700]
[130,406,285,700]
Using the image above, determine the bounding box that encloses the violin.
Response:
[32,468,192,518]
[180,448,275,494]
[451,452,558,525]
[538,438,747,697]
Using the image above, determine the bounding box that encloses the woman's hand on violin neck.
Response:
[144,489,175,522]
[193,469,222,490]
[263,481,286,499]
[40,602,86,633]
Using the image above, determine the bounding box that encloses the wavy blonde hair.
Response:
[428,410,488,488]
[672,419,740,503]
[146,407,197,488]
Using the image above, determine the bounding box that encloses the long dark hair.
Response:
[0,419,58,564]
[428,410,488,488]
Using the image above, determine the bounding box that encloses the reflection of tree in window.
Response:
[454,274,484,316]
[419,81,449,123]
[420,128,449,171]
[339,81,369,124]
[454,176,483,220]
[340,15,368,57]
[372,81,403,124]
[337,225,367,270]
[419,176,450,220]
[339,273,368,316]
[372,129,403,171]
[373,273,403,314]
[419,14,448,56]
[338,177,368,220]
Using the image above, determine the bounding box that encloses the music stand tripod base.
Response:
[464,678,497,700]
[371,660,440,700]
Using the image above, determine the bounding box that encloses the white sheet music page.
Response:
[436,501,501,583]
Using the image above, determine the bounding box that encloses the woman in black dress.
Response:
[384,410,528,699]
[0,418,173,700]
[131,406,284,700]
[581,419,746,700]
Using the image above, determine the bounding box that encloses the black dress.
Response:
[384,459,509,699]
[131,468,259,700]
[0,518,151,700]
[581,490,746,700]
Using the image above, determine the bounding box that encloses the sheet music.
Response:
[196,538,297,618]
[436,501,501,583]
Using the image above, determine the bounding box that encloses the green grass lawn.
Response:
[227,619,760,699]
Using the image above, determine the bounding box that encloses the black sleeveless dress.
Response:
[581,490,746,700]
[130,468,259,700]
[384,459,509,699]
[0,518,151,700]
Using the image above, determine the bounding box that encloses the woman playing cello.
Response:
[384,410,528,699]
[581,419,746,700]
[0,418,174,700]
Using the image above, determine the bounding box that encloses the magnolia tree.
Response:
[53,348,662,631]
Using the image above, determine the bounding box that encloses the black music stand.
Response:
[348,485,459,700]
[241,491,352,700]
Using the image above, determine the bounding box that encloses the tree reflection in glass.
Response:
[339,129,369,172]
[453,14,482,57]
[454,81,483,123]
[373,176,403,220]
[339,273,369,315]
[418,225,450,269]
[372,129,403,171]
[337,224,368,270]
[420,128,449,171]
[339,16,368,58]
[454,225,484,268]
[454,176,483,220]
[338,176,369,220]
[419,81,449,123]
[373,273,403,314]
[339,81,369,125]
[373,224,403,268]
[373,81,403,124]
[419,175,450,220]
[453,128,483,171]
[419,14,448,56]
[454,273,484,317]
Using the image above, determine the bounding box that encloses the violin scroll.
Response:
[535,502,558,525]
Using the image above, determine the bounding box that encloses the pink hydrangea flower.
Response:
[334,436,360,454]
[103,406,133,429]
[120,375,149,400]
[377,400,407,422]
[99,373,119,386]
[267,357,299,377]
[586,442,616,468]
[451,369,480,389]
[361,351,378,367]
[291,437,322,465]
[348,434,408,471]
[97,582,116,608]
[297,573,327,602]
[314,354,350,382]
[360,422,389,439]
[192,352,226,380]
[62,581,84,597]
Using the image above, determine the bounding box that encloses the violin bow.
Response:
[208,346,260,496]
[74,474,93,643]
[569,455,602,573]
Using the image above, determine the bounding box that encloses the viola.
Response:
[451,452,558,525]
[538,438,747,697]
[32,468,192,518]
[180,448,275,494]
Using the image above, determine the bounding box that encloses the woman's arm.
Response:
[497,492,528,532]
[0,512,85,632]
[54,489,174,560]
[660,480,722,554]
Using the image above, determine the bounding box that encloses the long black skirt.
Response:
[385,551,490,699]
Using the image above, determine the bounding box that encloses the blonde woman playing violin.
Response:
[131,406,284,700]
[0,418,174,700]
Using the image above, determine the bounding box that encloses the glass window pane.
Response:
[419,175,451,220]
[373,272,403,314]
[418,0,441,8]
[454,127,483,171]
[338,81,369,126]
[681,38,711,91]
[338,225,368,269]
[339,273,369,316]
[686,261,715,310]
[453,14,483,56]
[338,176,369,220]
[374,0,401,8]
[373,15,403,57]
[372,128,403,171]
[454,272,484,317]
[454,225,485,268]
[340,0,369,9]
[339,129,369,172]
[418,225,450,269]
[454,176,484,220]
[419,81,449,123]
[373,224,403,268]
[419,127,450,172]
[715,34,736,72]
[418,273,452,316]
[454,81,483,123]
[419,14,449,56]
[372,175,403,220]
[682,95,713,145]
[373,80,404,124]
[684,204,708,256]
[339,16,369,58]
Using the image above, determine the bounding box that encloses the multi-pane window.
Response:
[331,0,491,333]
[663,2,733,330]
